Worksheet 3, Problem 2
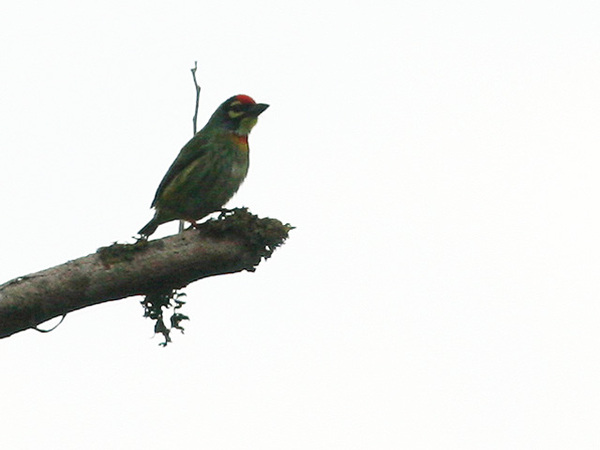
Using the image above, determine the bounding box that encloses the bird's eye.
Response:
[228,102,246,119]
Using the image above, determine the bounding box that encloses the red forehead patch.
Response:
[235,94,256,105]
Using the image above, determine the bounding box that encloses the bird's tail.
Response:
[138,217,159,238]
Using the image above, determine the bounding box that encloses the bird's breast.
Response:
[230,159,248,178]
[231,133,249,148]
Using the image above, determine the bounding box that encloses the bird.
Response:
[138,94,269,238]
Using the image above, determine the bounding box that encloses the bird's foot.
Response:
[217,208,235,220]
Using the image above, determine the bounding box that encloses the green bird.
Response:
[138,94,269,237]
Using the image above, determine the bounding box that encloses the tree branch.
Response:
[180,61,202,234]
[0,209,292,339]
[191,61,201,135]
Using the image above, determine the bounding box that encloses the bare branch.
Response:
[180,61,202,234]
[0,209,292,339]
[191,61,201,134]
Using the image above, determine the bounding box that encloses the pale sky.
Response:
[1,1,600,448]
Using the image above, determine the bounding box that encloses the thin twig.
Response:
[191,61,201,134]
[180,62,202,233]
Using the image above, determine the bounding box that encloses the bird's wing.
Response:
[150,132,211,207]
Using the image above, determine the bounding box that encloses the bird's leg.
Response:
[217,208,234,220]
[184,221,201,231]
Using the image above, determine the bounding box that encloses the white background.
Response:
[1,1,600,448]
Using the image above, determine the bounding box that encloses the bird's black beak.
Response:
[249,103,269,116]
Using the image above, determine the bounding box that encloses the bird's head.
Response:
[209,94,269,136]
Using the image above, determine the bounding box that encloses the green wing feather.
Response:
[151,132,211,207]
